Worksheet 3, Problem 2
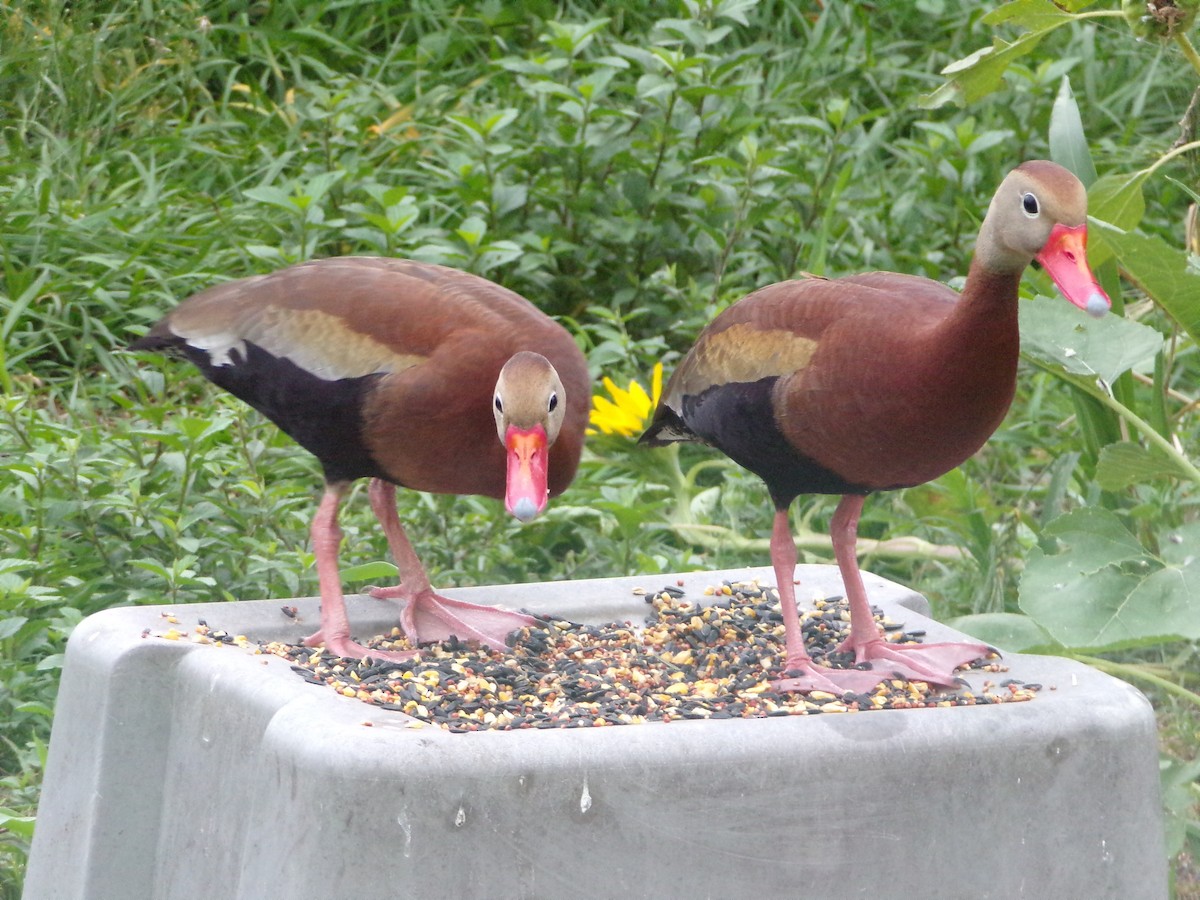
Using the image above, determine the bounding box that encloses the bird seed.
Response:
[251,580,1037,732]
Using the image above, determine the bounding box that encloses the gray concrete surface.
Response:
[24,565,1167,899]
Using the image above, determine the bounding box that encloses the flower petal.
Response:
[627,380,651,419]
[601,376,630,407]
[589,396,642,437]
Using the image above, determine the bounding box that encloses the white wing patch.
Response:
[173,306,425,380]
[183,330,248,368]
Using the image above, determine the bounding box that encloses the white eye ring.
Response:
[1021,192,1040,218]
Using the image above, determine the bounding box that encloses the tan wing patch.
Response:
[174,305,425,380]
[674,323,817,397]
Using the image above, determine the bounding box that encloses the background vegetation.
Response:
[2,0,1198,895]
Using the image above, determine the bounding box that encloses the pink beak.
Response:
[505,425,549,523]
[1035,223,1110,318]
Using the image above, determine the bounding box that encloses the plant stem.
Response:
[1088,381,1200,485]
[1174,31,1200,80]
[667,521,968,561]
[1145,138,1200,176]
[1038,363,1200,486]
[682,459,732,491]
[663,444,692,522]
[1073,654,1200,708]
[0,343,10,396]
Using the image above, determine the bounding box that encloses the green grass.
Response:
[2,1,1199,895]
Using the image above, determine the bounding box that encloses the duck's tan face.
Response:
[982,161,1109,318]
[492,351,567,522]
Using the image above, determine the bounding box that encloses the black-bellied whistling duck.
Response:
[640,161,1109,694]
[130,257,588,661]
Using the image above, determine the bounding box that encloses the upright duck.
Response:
[641,161,1109,693]
[131,257,589,660]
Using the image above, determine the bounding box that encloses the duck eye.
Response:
[1021,192,1039,217]
[494,395,503,413]
[548,392,558,413]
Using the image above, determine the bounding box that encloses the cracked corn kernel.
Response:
[251,580,1025,732]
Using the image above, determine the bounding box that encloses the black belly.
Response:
[176,341,389,485]
[681,378,871,507]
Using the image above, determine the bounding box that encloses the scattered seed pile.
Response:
[250,580,1040,732]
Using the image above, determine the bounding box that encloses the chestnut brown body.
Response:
[645,265,1022,504]
[642,161,1110,693]
[131,256,588,660]
[132,257,588,497]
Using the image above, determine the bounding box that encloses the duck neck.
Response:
[915,254,1025,400]
[950,254,1024,335]
[874,252,1025,486]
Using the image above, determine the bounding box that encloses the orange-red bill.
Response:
[1035,223,1109,318]
[505,425,549,523]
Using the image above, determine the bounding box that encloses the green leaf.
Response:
[1041,506,1147,571]
[482,108,519,136]
[1048,77,1097,185]
[15,700,53,716]
[593,499,646,536]
[948,612,1058,652]
[0,808,36,840]
[1020,508,1200,651]
[542,17,610,56]
[1088,221,1200,345]
[920,0,1076,108]
[0,615,28,640]
[456,215,487,249]
[129,558,171,579]
[1161,755,1200,858]
[242,185,296,210]
[1021,558,1151,651]
[178,415,233,444]
[1095,441,1190,491]
[35,653,64,671]
[984,0,1093,27]
[714,0,758,26]
[341,561,397,583]
[1088,170,1150,231]
[920,40,1039,108]
[300,170,346,203]
[1159,521,1200,565]
[1019,295,1163,385]
[476,240,523,273]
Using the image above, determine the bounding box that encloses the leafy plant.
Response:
[2,0,1199,894]
[927,5,1200,886]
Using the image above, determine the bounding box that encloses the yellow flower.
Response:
[588,362,664,437]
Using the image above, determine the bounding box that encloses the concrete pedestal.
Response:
[24,565,1167,899]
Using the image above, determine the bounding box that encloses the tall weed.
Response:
[2,1,1197,894]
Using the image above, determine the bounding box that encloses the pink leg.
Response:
[366,479,537,648]
[831,494,992,686]
[302,484,416,661]
[770,506,892,695]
